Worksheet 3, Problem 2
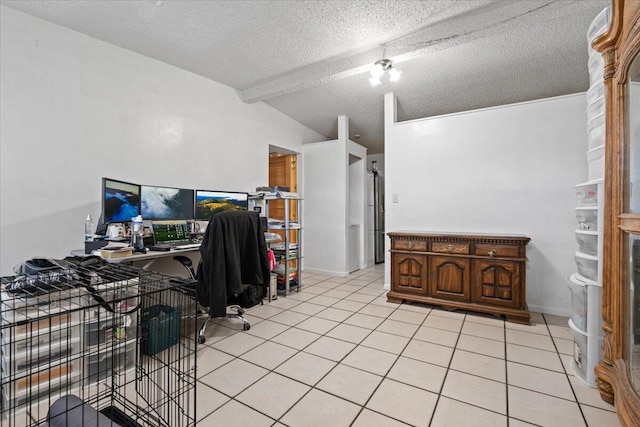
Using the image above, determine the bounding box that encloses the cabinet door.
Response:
[472,259,521,308]
[429,256,470,302]
[392,253,428,295]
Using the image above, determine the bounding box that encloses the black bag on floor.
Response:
[228,284,263,309]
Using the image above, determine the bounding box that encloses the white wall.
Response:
[0,7,324,275]
[384,92,588,316]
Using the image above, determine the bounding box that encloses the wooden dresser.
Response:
[388,231,531,324]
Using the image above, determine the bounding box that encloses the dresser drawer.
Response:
[475,244,520,258]
[393,240,427,251]
[432,242,470,254]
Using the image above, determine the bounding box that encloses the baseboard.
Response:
[527,303,571,318]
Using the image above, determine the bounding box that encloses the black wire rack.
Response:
[0,260,197,427]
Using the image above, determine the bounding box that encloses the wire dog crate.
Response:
[0,260,197,427]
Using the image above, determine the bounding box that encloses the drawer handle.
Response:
[407,242,414,249]
[488,249,496,258]
[446,244,454,252]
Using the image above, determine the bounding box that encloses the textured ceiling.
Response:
[1,0,609,154]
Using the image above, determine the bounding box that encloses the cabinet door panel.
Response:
[472,260,521,308]
[392,254,428,295]
[429,256,470,302]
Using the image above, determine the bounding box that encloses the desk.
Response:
[70,247,200,270]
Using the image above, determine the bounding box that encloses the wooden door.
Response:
[269,153,298,245]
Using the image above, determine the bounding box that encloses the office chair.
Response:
[173,255,250,343]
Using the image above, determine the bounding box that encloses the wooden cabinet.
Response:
[388,232,530,324]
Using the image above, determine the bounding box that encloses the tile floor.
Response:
[194,265,620,427]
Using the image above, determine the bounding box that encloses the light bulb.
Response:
[370,63,385,78]
[388,67,402,82]
[369,76,381,86]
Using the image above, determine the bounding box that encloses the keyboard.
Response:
[173,243,201,250]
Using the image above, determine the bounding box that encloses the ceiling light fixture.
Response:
[369,59,401,86]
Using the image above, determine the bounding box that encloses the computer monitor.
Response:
[101,178,141,223]
[141,185,194,220]
[195,190,248,221]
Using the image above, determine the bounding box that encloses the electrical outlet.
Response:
[392,194,399,203]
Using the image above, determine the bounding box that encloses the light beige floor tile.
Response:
[402,339,454,368]
[244,319,290,340]
[464,312,505,327]
[281,389,361,427]
[356,287,386,297]
[316,364,383,405]
[431,396,507,427]
[544,313,570,327]
[413,325,459,347]
[268,297,302,310]
[285,291,315,301]
[429,307,467,320]
[236,372,310,419]
[423,314,464,332]
[199,323,238,344]
[506,328,556,352]
[561,353,575,375]
[289,302,326,316]
[508,385,586,427]
[344,313,385,329]
[246,304,285,319]
[304,336,356,361]
[195,383,229,422]
[358,304,396,318]
[268,310,310,326]
[509,419,539,426]
[507,361,574,400]
[271,327,321,350]
[324,277,350,284]
[307,295,341,306]
[275,351,337,386]
[387,356,447,393]
[441,370,506,414]
[450,349,506,382]
[461,320,504,342]
[568,376,616,412]
[239,340,298,370]
[376,318,420,338]
[581,404,621,427]
[194,346,235,377]
[554,337,574,356]
[322,289,353,299]
[201,399,274,426]
[342,346,398,376]
[295,317,339,334]
[371,296,397,306]
[456,334,506,359]
[315,307,353,322]
[397,302,433,314]
[211,331,265,356]
[351,408,408,427]
[332,299,367,312]
[361,330,410,354]
[366,378,437,427]
[547,323,574,341]
[300,285,329,295]
[387,309,428,325]
[345,292,378,304]
[506,318,551,336]
[335,284,363,293]
[326,322,372,344]
[507,338,563,369]
[200,358,268,396]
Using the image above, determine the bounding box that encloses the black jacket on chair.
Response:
[197,210,270,317]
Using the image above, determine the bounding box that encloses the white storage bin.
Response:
[587,6,611,44]
[587,113,605,150]
[569,319,589,380]
[588,53,604,86]
[576,207,598,231]
[575,251,599,282]
[576,182,599,206]
[568,274,588,331]
[586,96,605,120]
[84,338,136,385]
[586,80,605,106]
[587,146,605,181]
[575,230,599,257]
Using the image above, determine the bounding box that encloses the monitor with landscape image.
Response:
[141,185,195,220]
[195,190,248,221]
[102,178,141,223]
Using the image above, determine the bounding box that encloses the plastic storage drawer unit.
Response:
[576,182,599,206]
[576,207,598,231]
[575,251,599,282]
[575,230,599,257]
